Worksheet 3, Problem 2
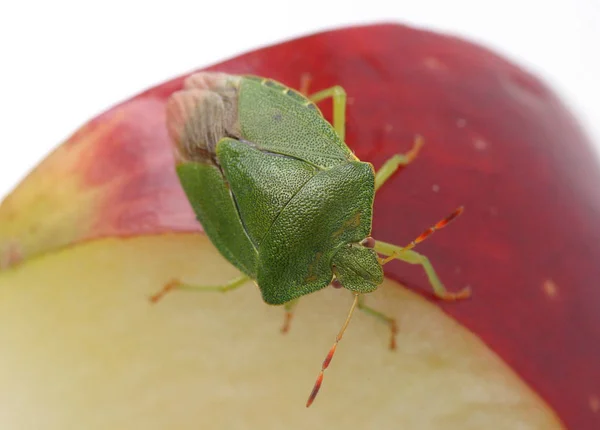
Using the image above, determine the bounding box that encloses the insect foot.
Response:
[149,279,180,303]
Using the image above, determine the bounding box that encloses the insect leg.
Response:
[306,86,347,141]
[374,135,424,191]
[374,241,471,301]
[356,295,398,350]
[149,275,249,303]
[281,298,299,334]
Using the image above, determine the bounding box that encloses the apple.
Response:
[1,23,598,429]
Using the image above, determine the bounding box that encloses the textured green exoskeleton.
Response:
[153,72,471,407]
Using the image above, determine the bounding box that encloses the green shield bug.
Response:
[150,72,471,407]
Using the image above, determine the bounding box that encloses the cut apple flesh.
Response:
[0,234,563,429]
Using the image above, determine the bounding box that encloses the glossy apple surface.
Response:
[0,23,598,428]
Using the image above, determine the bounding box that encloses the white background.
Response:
[0,0,599,199]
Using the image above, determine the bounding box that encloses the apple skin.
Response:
[0,23,599,428]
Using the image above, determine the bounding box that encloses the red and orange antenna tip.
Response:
[380,206,464,266]
[306,293,360,408]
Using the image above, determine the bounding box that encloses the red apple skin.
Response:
[1,24,599,428]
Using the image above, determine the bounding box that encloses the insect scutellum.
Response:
[151,71,471,408]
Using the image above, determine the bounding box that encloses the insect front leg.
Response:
[149,275,250,303]
[373,206,470,300]
[356,295,398,350]
[375,242,471,301]
[281,298,299,334]
[374,135,424,191]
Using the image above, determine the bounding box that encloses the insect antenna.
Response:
[406,205,464,250]
[306,293,360,407]
[381,206,464,265]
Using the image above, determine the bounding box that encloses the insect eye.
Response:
[331,278,343,289]
[361,237,376,249]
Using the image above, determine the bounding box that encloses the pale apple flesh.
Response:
[0,234,563,429]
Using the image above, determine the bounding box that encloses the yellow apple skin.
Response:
[0,234,563,429]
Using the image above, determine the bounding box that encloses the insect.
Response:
[150,72,471,407]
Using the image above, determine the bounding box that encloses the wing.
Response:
[176,161,258,278]
[256,161,375,305]
[237,77,355,169]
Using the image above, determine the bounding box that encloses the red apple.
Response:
[0,23,598,429]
